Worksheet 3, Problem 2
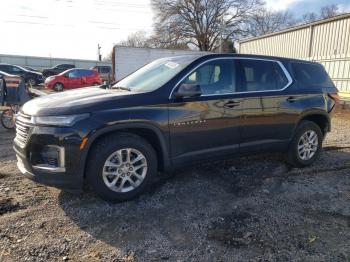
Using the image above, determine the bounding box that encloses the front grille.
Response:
[15,113,32,147]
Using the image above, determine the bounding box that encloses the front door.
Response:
[169,58,243,165]
[67,69,82,88]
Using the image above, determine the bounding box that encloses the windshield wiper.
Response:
[112,86,131,91]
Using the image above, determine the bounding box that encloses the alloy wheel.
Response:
[27,78,36,86]
[297,130,318,160]
[54,83,63,91]
[102,148,148,193]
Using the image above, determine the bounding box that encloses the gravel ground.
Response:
[0,107,349,262]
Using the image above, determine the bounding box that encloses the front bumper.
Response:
[36,78,44,84]
[44,82,54,89]
[13,124,85,193]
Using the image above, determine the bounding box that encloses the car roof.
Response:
[0,63,31,71]
[59,68,94,75]
[193,53,318,65]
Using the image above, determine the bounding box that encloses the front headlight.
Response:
[31,113,89,127]
[45,76,54,82]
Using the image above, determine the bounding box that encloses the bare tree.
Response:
[246,9,295,37]
[320,4,341,19]
[151,0,263,51]
[301,12,318,23]
[301,4,343,24]
[117,30,190,50]
[118,31,152,48]
[102,51,113,62]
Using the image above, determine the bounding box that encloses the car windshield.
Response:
[111,55,201,92]
[58,69,73,76]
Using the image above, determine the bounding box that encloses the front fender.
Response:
[78,121,171,179]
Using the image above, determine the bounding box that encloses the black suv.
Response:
[0,64,44,86]
[14,54,338,201]
[42,64,75,77]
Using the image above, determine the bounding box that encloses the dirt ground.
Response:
[0,107,349,262]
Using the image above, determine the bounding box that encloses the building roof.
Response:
[239,12,350,44]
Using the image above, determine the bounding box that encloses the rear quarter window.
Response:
[291,62,333,86]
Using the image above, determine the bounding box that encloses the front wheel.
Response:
[27,78,37,87]
[1,109,16,129]
[286,120,323,167]
[86,133,157,202]
[53,82,64,92]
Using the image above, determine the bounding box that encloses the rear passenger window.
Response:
[292,62,332,86]
[79,69,93,77]
[239,59,289,92]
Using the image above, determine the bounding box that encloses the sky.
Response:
[0,0,349,60]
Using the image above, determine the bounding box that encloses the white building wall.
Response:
[239,14,350,95]
[114,46,209,80]
[0,54,111,71]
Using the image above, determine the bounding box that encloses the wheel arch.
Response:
[297,110,330,135]
[79,123,171,178]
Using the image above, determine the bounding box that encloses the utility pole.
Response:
[97,44,102,61]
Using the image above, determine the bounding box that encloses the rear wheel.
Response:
[286,120,323,167]
[86,133,157,202]
[1,109,15,129]
[53,82,64,92]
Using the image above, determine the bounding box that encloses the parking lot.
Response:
[0,107,349,261]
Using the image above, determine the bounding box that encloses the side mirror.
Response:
[175,83,201,98]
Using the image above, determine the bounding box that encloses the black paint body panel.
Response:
[14,54,337,192]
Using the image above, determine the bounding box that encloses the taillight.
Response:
[328,93,340,103]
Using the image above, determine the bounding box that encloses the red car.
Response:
[44,68,102,91]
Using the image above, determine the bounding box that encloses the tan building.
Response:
[239,13,350,99]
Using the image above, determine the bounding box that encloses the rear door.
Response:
[79,69,91,86]
[169,58,243,164]
[237,58,292,153]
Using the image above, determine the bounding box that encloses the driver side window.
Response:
[181,59,236,95]
[68,70,80,78]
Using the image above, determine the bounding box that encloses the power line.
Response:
[1,20,152,31]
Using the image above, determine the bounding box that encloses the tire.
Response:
[1,109,15,129]
[86,133,157,202]
[26,78,37,87]
[53,82,64,92]
[286,120,323,167]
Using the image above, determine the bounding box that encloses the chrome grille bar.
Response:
[14,112,32,148]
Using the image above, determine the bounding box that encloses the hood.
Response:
[22,87,135,116]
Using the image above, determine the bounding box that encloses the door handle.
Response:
[224,100,240,108]
[286,96,298,102]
